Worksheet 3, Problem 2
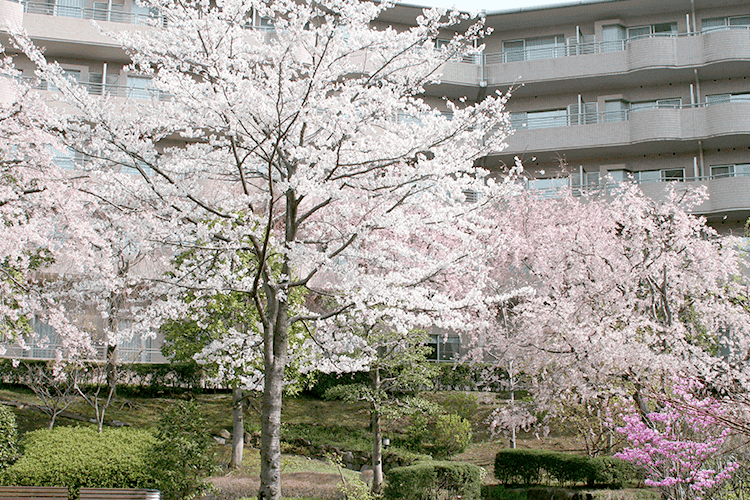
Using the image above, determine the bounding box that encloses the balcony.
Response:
[484,27,750,88]
[503,101,750,155]
[527,172,750,218]
[30,78,171,101]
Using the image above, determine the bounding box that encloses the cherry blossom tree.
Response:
[614,378,740,500]
[481,182,750,442]
[0,56,102,361]
[14,0,517,496]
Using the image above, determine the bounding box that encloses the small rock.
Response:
[218,429,232,440]
[343,451,354,463]
[213,436,226,445]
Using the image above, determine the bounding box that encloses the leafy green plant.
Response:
[432,413,472,458]
[2,426,155,497]
[0,404,18,470]
[145,400,217,500]
[481,485,528,500]
[405,411,472,459]
[384,461,482,500]
[437,392,480,424]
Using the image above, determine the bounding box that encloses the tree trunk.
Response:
[106,343,117,399]
[370,367,384,494]
[230,387,244,468]
[258,302,289,500]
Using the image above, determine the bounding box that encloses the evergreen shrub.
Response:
[494,449,638,487]
[0,404,18,470]
[384,460,482,500]
[2,426,156,497]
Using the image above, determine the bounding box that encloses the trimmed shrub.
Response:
[0,404,18,470]
[494,449,639,487]
[494,449,547,485]
[384,461,482,500]
[481,485,527,500]
[145,400,217,500]
[2,426,156,497]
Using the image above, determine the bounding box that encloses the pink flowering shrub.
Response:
[614,380,739,500]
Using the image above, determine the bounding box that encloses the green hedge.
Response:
[384,460,482,500]
[0,405,18,470]
[494,449,637,487]
[2,426,156,497]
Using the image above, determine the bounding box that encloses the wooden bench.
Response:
[78,489,160,500]
[0,486,69,499]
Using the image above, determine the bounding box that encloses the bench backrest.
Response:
[78,488,160,500]
[0,486,69,499]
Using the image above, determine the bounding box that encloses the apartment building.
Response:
[1,0,749,362]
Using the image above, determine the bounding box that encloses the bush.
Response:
[0,404,18,470]
[145,400,217,500]
[494,449,639,487]
[2,426,156,497]
[481,485,527,500]
[494,449,546,485]
[384,461,482,500]
[437,392,480,424]
[405,412,472,458]
[432,414,472,458]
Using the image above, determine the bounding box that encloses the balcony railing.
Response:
[484,26,750,65]
[511,103,699,132]
[529,171,750,199]
[22,0,161,25]
[31,78,172,101]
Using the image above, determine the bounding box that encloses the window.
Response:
[602,24,627,52]
[567,102,598,125]
[528,177,569,198]
[711,164,750,178]
[630,98,681,112]
[54,0,84,18]
[706,93,750,105]
[53,146,84,170]
[702,15,750,32]
[427,334,460,362]
[49,69,81,92]
[627,22,678,39]
[462,189,480,203]
[636,169,684,183]
[127,76,156,100]
[511,109,567,130]
[502,35,565,62]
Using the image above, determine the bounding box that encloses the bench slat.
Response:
[79,488,160,500]
[0,486,68,499]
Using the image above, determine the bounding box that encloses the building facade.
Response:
[1,0,749,362]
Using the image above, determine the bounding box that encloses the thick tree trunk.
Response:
[258,302,289,500]
[370,367,384,494]
[230,387,244,468]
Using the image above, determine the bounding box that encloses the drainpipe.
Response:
[107,0,112,21]
[102,62,107,94]
[690,0,697,33]
[698,141,705,179]
[693,69,701,104]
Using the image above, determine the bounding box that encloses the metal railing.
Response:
[530,171,750,199]
[484,26,750,65]
[31,78,172,101]
[22,0,161,25]
[510,103,708,132]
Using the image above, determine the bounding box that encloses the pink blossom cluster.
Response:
[614,380,739,500]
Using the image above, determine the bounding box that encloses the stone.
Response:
[213,436,226,445]
[218,428,232,440]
